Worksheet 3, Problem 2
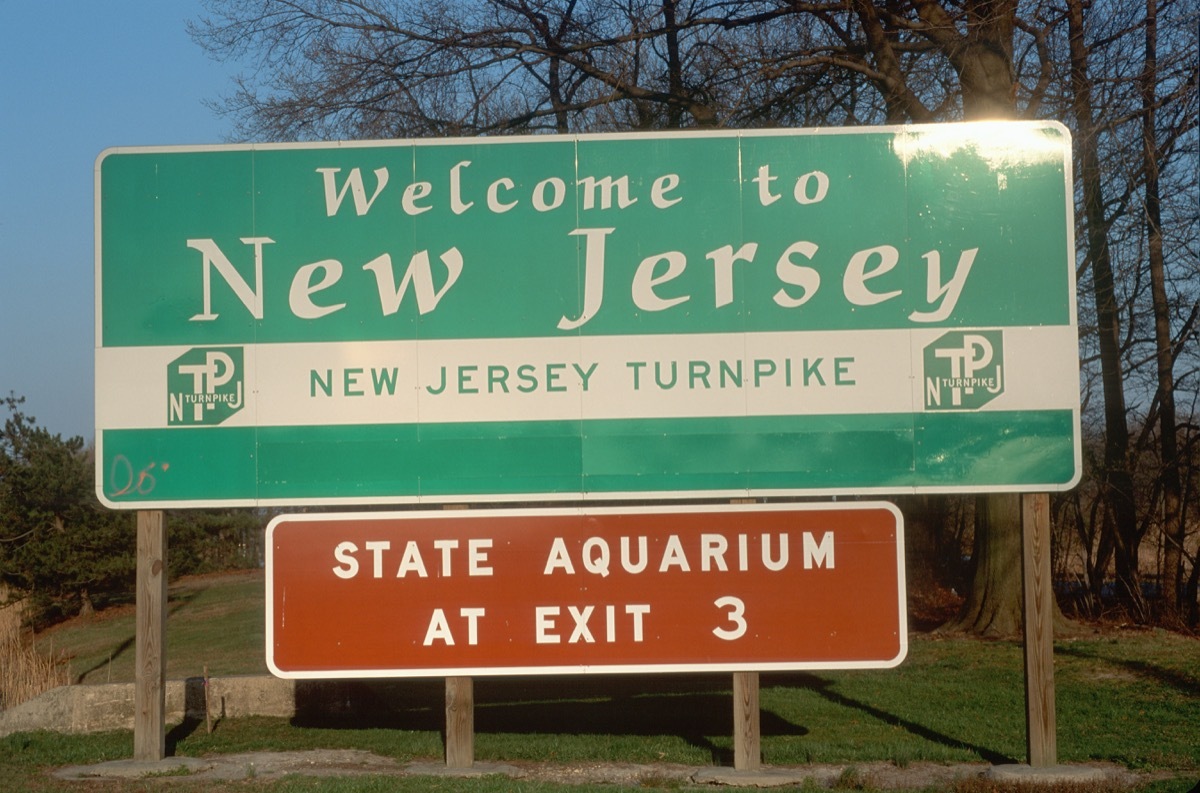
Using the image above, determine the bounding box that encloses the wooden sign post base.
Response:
[1022,493,1057,767]
[134,510,167,762]
[445,676,475,768]
[733,671,761,771]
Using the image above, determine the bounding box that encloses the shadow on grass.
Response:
[72,588,204,684]
[163,678,218,754]
[764,673,1017,765]
[278,672,1013,766]
[288,675,801,764]
[1056,644,1200,698]
[166,717,205,755]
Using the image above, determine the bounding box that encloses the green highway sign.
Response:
[95,121,1081,508]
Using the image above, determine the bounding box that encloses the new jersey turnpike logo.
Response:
[923,331,1004,411]
[168,347,245,426]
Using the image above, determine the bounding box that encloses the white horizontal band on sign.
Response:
[95,326,1078,430]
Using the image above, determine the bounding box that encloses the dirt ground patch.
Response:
[52,750,1147,790]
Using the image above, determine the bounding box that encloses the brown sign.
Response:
[266,503,905,678]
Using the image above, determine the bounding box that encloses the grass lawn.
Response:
[42,570,268,684]
[6,571,1198,792]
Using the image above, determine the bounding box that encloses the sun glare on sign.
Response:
[893,121,1070,169]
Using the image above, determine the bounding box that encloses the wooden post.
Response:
[441,506,474,768]
[445,676,475,768]
[204,665,213,734]
[134,510,167,762]
[1021,493,1057,767]
[727,499,762,772]
[733,671,761,771]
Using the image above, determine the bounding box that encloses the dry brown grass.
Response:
[0,597,70,709]
[953,778,1129,793]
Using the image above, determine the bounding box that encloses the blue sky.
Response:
[0,1,240,441]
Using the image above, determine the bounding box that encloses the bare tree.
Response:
[191,0,1200,628]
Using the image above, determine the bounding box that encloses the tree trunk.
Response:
[852,0,932,123]
[662,0,684,129]
[956,0,1018,120]
[1066,0,1145,622]
[1186,547,1200,627]
[874,0,1051,637]
[943,494,1024,636]
[548,55,570,134]
[1141,0,1184,623]
[925,0,1031,636]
